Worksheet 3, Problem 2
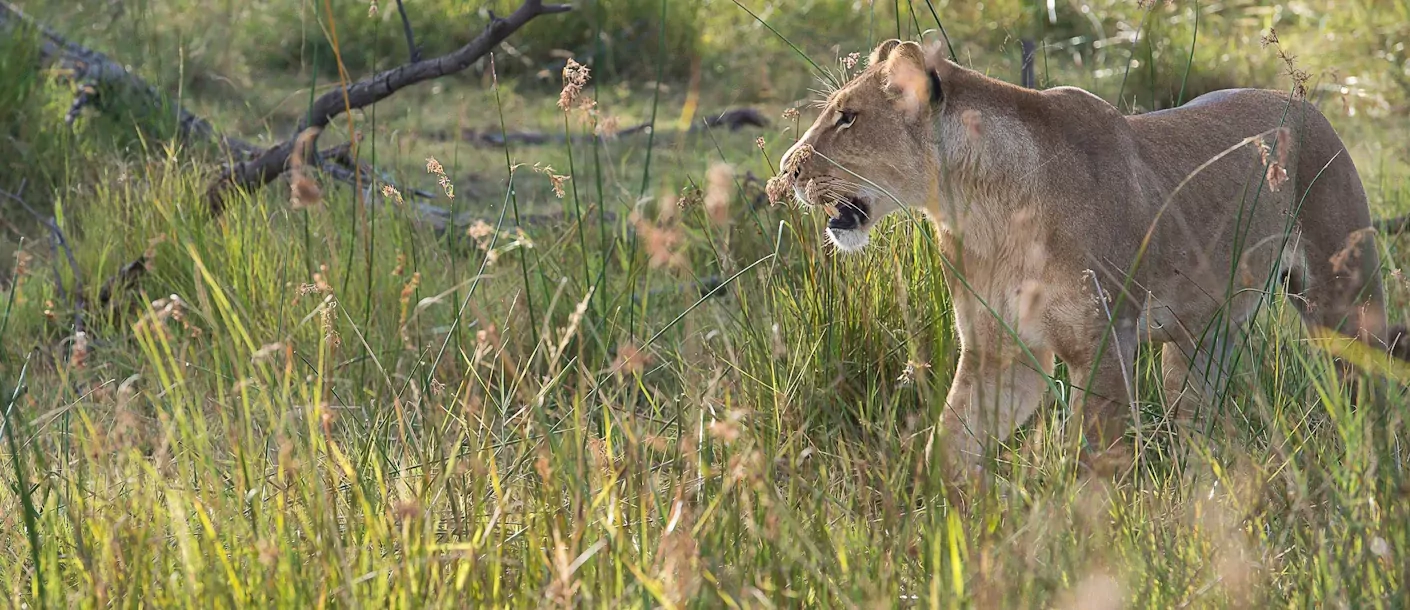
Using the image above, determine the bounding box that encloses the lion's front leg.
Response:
[941,343,1055,466]
[1062,323,1140,471]
[937,248,1056,469]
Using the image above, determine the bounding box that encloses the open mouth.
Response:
[827,197,872,231]
[825,197,873,252]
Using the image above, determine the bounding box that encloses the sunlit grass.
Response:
[2,0,1409,607]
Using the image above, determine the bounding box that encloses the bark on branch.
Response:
[204,0,571,215]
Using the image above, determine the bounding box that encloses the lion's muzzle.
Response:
[827,198,872,231]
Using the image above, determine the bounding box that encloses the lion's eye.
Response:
[835,110,857,128]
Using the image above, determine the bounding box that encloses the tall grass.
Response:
[3,0,1410,606]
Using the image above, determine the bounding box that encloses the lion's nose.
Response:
[827,199,870,231]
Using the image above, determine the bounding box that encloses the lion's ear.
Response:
[869,39,904,67]
[883,41,933,116]
[921,32,952,71]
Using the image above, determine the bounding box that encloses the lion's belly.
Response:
[1140,235,1293,344]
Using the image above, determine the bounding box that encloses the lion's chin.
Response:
[826,228,870,252]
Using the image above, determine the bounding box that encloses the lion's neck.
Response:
[926,94,1043,255]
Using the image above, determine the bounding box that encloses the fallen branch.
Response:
[433,108,770,148]
[699,107,770,132]
[204,0,571,215]
[433,122,651,147]
[0,0,259,157]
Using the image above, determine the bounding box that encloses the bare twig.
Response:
[1020,39,1037,89]
[394,0,421,62]
[1,181,145,315]
[0,185,85,335]
[204,0,572,215]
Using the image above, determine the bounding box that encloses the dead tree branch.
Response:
[394,0,421,62]
[204,0,571,215]
[0,0,259,157]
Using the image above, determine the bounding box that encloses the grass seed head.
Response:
[634,215,686,271]
[558,58,591,112]
[289,171,323,209]
[320,296,341,348]
[426,157,454,198]
[534,163,571,198]
[13,249,31,278]
[381,184,405,206]
[594,115,621,140]
[613,340,651,376]
[251,342,284,364]
[840,51,861,71]
[70,330,90,369]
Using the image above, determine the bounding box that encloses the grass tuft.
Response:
[1,0,1409,606]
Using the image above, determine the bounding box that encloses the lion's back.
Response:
[1124,88,1347,190]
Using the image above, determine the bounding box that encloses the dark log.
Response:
[0,0,260,157]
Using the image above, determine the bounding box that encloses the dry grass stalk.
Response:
[289,127,324,210]
[594,115,621,139]
[1261,28,1311,99]
[766,143,811,205]
[704,162,734,226]
[631,211,687,271]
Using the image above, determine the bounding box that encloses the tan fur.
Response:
[778,40,1394,467]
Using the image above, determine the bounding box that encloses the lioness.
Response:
[774,39,1403,466]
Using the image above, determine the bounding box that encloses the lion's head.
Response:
[776,39,949,252]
